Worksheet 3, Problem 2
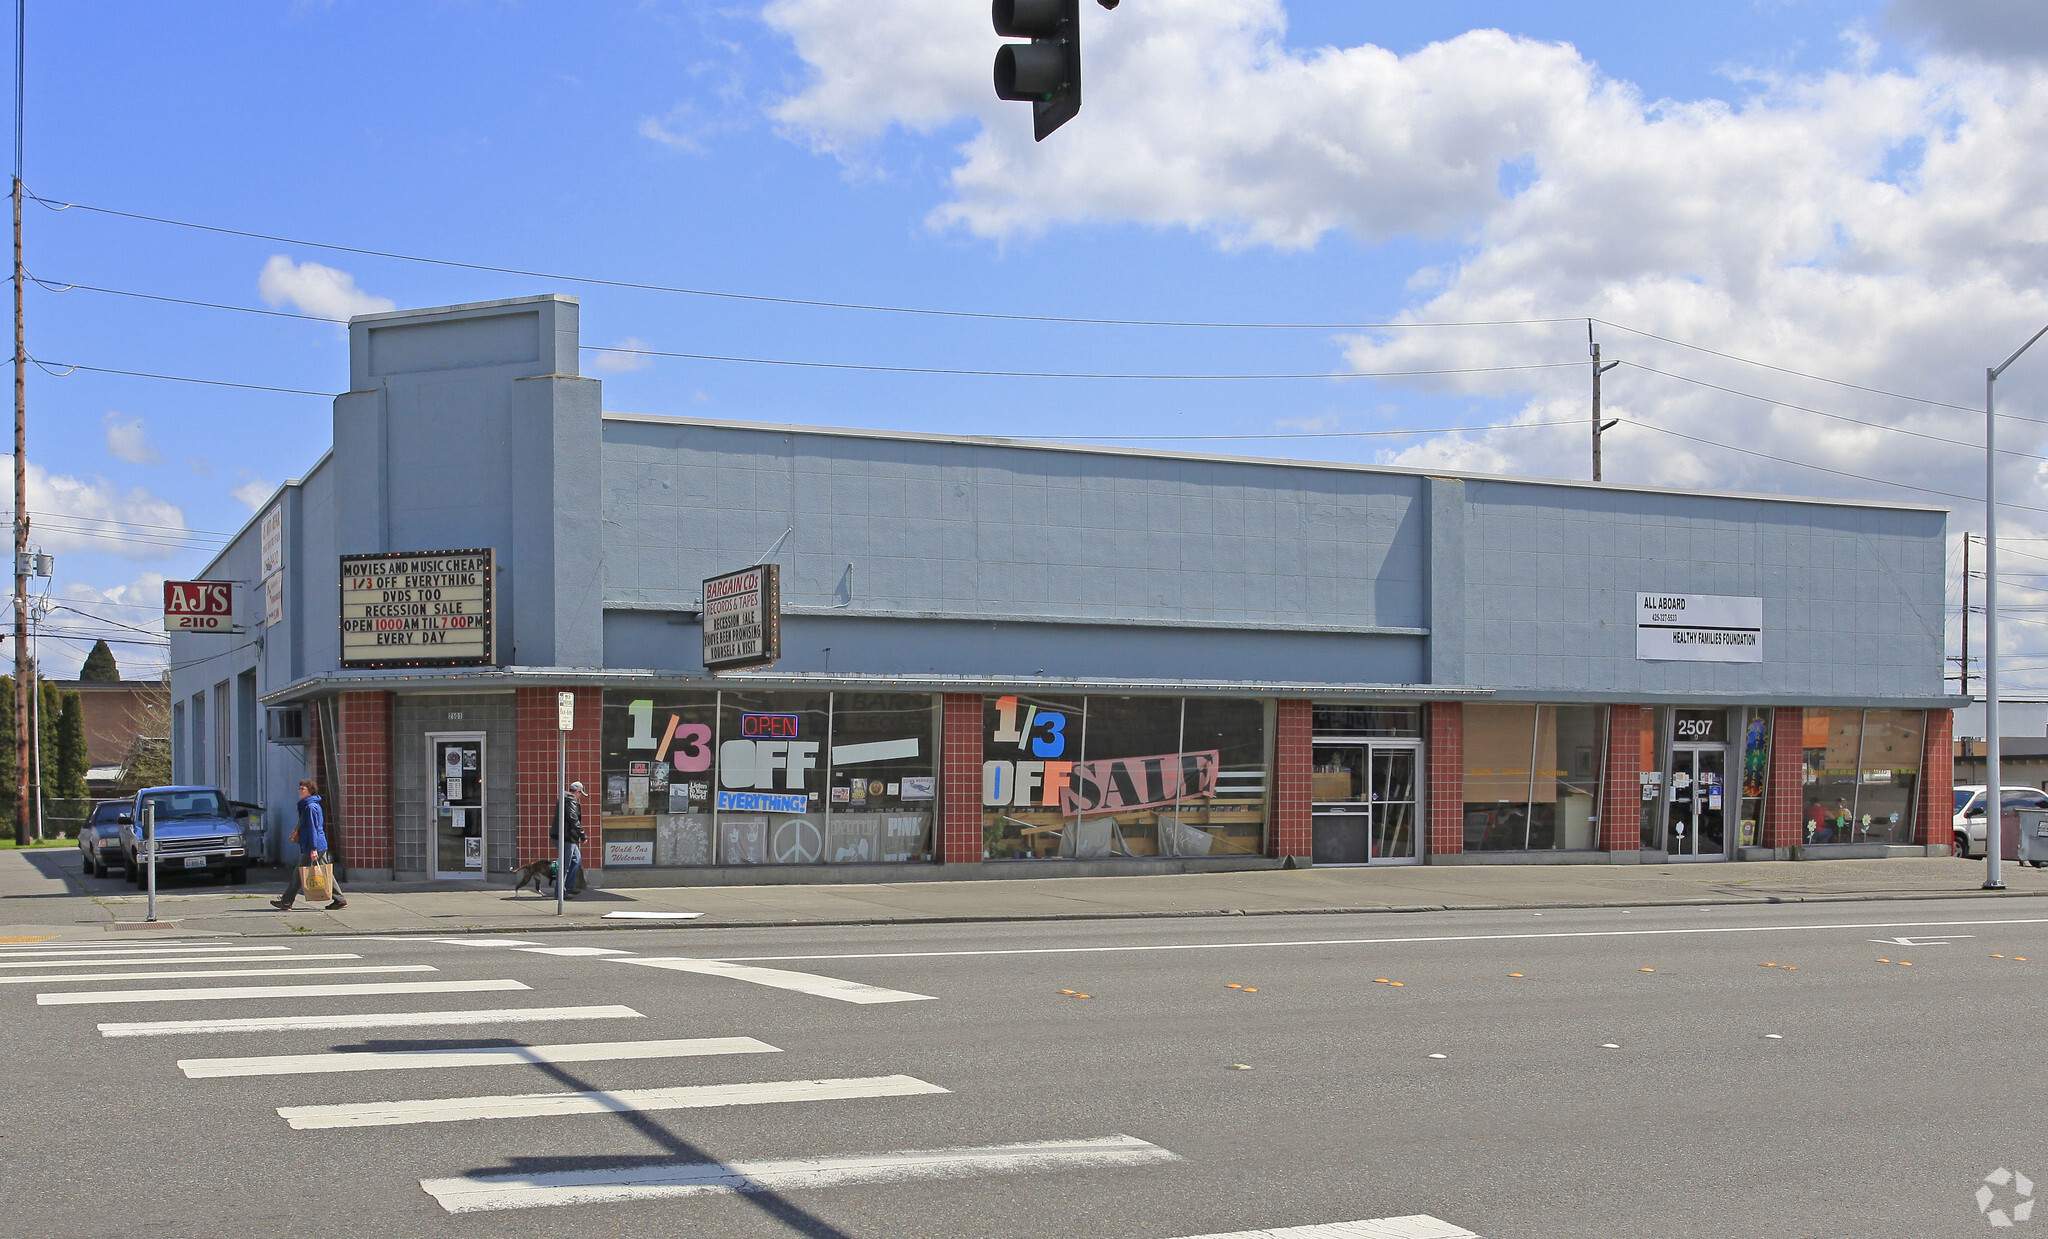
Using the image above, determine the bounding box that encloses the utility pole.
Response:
[1589,321,1619,482]
[10,0,25,848]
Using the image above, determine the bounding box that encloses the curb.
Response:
[92,883,2048,940]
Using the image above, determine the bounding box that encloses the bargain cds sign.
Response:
[702,564,780,671]
[164,580,234,632]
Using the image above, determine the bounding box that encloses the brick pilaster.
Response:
[940,693,983,863]
[1917,708,1955,850]
[1600,705,1644,852]
[1426,702,1464,857]
[516,687,602,867]
[1269,700,1312,859]
[1763,706,1805,849]
[336,690,393,874]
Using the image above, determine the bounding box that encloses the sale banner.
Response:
[1060,750,1220,815]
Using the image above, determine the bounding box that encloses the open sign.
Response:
[164,580,234,632]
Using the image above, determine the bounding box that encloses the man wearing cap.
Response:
[554,781,586,898]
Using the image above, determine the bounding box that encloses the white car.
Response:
[1953,785,2048,859]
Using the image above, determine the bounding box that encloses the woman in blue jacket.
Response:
[272,778,347,911]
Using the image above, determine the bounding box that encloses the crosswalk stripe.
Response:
[38,979,527,1006]
[619,957,936,1005]
[180,1036,780,1079]
[0,964,436,986]
[420,1134,1178,1213]
[100,1004,644,1038]
[0,945,291,959]
[0,952,360,971]
[338,937,544,948]
[1169,1218,1481,1239]
[513,946,635,957]
[282,1074,948,1130]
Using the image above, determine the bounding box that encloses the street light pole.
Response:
[1982,322,2048,891]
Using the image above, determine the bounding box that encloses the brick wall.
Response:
[1426,702,1464,857]
[336,691,393,873]
[940,693,982,863]
[1600,705,1644,852]
[1270,699,1312,858]
[1763,706,1805,849]
[1917,708,1954,850]
[516,687,603,867]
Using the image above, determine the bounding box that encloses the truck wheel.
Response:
[227,868,247,886]
[1955,833,1973,860]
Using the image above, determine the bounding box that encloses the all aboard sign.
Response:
[164,580,234,632]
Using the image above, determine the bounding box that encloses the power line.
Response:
[1595,318,1983,415]
[1008,418,1580,441]
[27,356,330,396]
[27,191,1581,332]
[1627,417,2048,514]
[1619,360,2048,462]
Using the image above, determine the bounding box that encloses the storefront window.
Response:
[1638,708,1663,849]
[599,690,935,867]
[1736,709,1772,848]
[1855,709,1922,845]
[826,693,938,863]
[1799,708,1923,845]
[981,695,1268,860]
[1466,704,1605,851]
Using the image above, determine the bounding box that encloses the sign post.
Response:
[702,564,781,672]
[142,799,156,924]
[557,691,573,918]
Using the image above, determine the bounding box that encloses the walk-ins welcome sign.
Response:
[1637,592,1764,663]
[702,564,780,672]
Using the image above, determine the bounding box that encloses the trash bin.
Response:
[2013,808,2048,869]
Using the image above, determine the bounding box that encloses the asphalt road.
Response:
[6,899,2046,1239]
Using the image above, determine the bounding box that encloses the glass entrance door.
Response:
[431,734,486,879]
[1664,747,1727,861]
[1311,742,1422,864]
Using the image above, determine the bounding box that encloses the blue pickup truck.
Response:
[116,786,252,887]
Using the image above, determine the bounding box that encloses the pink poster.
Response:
[1060,750,1220,815]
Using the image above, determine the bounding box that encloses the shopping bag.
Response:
[299,860,334,903]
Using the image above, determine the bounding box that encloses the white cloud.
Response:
[764,4,2048,512]
[589,337,656,374]
[257,254,395,321]
[102,412,162,465]
[1889,0,2048,63]
[0,455,193,559]
[186,456,213,475]
[639,104,709,152]
[231,479,276,512]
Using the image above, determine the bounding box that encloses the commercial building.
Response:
[170,296,1959,883]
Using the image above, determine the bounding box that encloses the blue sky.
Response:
[15,0,2048,681]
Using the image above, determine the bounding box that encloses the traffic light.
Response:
[993,0,1081,141]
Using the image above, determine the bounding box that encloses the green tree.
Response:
[55,691,87,801]
[0,677,15,840]
[79,640,119,682]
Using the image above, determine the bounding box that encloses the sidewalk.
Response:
[4,846,2046,943]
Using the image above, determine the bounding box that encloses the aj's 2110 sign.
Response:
[339,548,495,669]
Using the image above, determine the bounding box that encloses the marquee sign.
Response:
[702,564,780,672]
[164,580,234,632]
[340,548,495,668]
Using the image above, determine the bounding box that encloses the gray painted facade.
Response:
[168,295,1953,877]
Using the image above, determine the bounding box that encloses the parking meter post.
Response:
[143,801,156,924]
